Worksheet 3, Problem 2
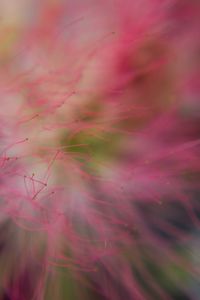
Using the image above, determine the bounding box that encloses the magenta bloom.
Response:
[0,1,200,299]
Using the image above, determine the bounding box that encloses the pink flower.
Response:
[0,0,199,299]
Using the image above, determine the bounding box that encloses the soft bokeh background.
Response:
[0,1,200,299]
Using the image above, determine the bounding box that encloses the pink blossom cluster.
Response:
[0,0,200,299]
